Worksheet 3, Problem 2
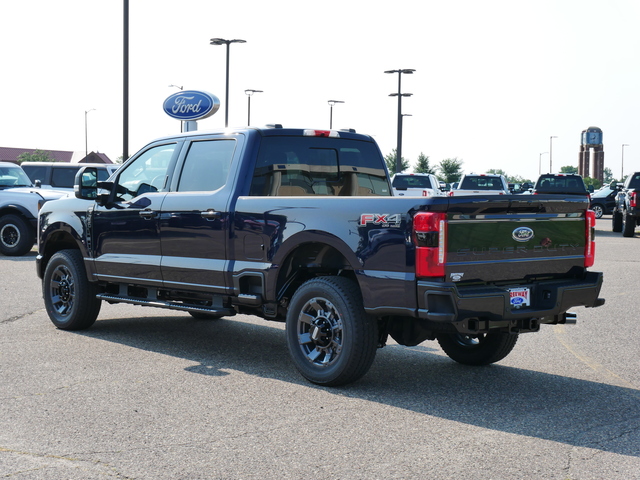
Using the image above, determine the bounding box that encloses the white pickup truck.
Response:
[0,162,67,256]
[391,173,444,197]
[449,173,510,196]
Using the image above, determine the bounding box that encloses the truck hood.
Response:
[7,187,70,201]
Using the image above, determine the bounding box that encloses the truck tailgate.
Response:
[441,195,591,283]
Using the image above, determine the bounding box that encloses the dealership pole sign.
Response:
[163,90,220,121]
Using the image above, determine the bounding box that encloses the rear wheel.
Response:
[591,204,604,219]
[286,276,377,386]
[436,331,518,366]
[622,211,636,237]
[0,214,33,256]
[43,249,101,330]
[612,210,623,232]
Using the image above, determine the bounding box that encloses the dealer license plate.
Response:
[509,287,530,308]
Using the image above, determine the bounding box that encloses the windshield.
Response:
[392,175,433,189]
[0,165,33,188]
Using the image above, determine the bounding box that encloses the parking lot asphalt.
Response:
[1,218,639,479]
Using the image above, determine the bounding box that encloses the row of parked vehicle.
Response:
[0,161,118,256]
[391,172,592,197]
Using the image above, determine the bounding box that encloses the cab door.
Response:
[91,142,180,286]
[159,137,240,295]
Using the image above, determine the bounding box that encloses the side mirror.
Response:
[587,185,594,193]
[74,167,112,204]
[34,179,41,188]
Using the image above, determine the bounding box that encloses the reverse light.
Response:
[413,212,447,278]
[585,209,596,268]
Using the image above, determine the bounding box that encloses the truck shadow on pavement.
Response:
[76,311,640,458]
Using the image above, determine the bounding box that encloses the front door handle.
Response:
[139,209,157,219]
[201,209,221,220]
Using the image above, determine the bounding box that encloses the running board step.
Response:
[96,294,235,316]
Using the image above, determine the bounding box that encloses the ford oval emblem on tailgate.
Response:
[512,227,534,242]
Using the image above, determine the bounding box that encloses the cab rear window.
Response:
[250,137,390,196]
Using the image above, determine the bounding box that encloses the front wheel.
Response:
[286,276,377,386]
[43,249,101,330]
[0,214,34,256]
[436,331,518,366]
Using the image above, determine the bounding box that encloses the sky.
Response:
[2,0,640,182]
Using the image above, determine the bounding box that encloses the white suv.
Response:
[0,162,67,256]
[391,173,444,197]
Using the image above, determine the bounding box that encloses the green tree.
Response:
[17,149,53,164]
[414,153,436,174]
[560,165,578,174]
[384,149,410,176]
[603,167,614,184]
[438,158,464,183]
[486,168,507,176]
[583,177,602,190]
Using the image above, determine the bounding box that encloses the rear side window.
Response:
[250,137,390,196]
[626,173,640,189]
[51,167,80,188]
[177,139,236,192]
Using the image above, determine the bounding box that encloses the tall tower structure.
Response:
[578,126,604,182]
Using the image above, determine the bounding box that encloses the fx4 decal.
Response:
[359,213,402,227]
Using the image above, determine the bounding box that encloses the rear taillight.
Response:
[630,192,637,208]
[413,212,447,278]
[585,209,596,268]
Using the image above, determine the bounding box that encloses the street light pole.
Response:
[622,143,629,179]
[539,152,548,176]
[549,136,557,173]
[210,38,246,127]
[327,100,344,129]
[85,108,96,158]
[245,89,263,126]
[385,69,415,174]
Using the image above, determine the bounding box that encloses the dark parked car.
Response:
[590,183,622,218]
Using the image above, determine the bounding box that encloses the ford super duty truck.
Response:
[36,126,604,386]
[612,171,640,237]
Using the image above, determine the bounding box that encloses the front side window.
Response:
[115,144,177,202]
[177,139,236,192]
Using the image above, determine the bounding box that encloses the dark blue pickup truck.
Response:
[36,126,604,385]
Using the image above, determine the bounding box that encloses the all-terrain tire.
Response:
[43,249,101,330]
[286,276,377,386]
[612,210,623,232]
[436,331,519,366]
[0,214,34,256]
[622,212,636,237]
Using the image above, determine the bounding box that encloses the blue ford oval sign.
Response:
[512,226,534,242]
[163,90,220,121]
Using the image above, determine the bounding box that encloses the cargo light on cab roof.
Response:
[303,129,340,138]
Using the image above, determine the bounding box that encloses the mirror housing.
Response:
[75,167,112,205]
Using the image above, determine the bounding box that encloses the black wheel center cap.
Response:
[310,317,332,347]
